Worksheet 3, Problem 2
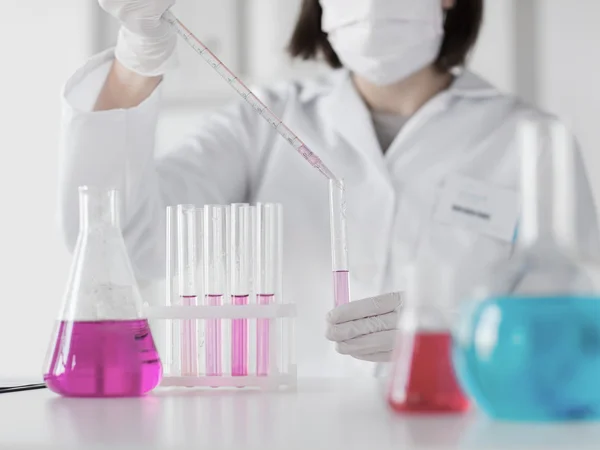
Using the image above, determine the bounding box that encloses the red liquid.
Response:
[387,332,469,413]
[44,320,162,398]
[333,270,350,307]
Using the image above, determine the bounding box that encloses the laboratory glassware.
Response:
[44,187,162,397]
[164,206,203,378]
[231,204,251,376]
[452,118,600,421]
[147,203,295,389]
[204,204,228,377]
[165,206,179,374]
[387,264,469,413]
[161,10,337,183]
[162,10,351,309]
[330,179,350,306]
[177,205,199,376]
[256,203,283,376]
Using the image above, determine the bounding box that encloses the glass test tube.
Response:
[256,203,282,376]
[194,207,206,376]
[329,179,351,307]
[165,207,180,375]
[177,205,199,376]
[230,204,251,376]
[204,205,227,376]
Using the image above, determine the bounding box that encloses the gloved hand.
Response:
[99,0,177,76]
[326,292,403,362]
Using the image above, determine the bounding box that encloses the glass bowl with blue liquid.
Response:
[452,251,600,422]
[452,118,600,422]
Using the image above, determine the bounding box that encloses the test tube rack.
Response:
[145,203,296,390]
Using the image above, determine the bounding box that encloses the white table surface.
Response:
[1,378,600,450]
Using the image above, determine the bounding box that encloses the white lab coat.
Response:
[58,49,600,377]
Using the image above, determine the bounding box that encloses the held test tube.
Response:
[256,203,282,376]
[230,204,251,376]
[330,180,350,306]
[204,205,227,376]
[177,205,199,376]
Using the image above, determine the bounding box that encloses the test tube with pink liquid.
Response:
[256,203,282,376]
[330,179,351,307]
[177,205,199,376]
[230,204,251,376]
[204,205,227,377]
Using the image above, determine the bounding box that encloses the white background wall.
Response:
[0,1,93,377]
[469,0,516,94]
[1,0,598,378]
[537,0,600,203]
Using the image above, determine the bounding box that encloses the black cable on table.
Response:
[0,384,46,394]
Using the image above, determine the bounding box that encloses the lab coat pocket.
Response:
[418,176,516,295]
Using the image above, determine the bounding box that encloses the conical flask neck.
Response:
[63,187,144,322]
[517,120,577,251]
[518,146,554,247]
[79,187,120,230]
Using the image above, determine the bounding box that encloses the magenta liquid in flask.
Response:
[204,205,227,377]
[230,204,251,376]
[330,179,351,307]
[256,203,283,376]
[44,187,162,397]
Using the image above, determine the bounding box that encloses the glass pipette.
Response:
[162,10,352,307]
[161,10,339,183]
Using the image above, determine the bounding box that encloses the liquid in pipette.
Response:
[44,320,162,397]
[206,294,223,376]
[161,11,338,183]
[453,295,600,420]
[232,295,249,376]
[180,295,198,376]
[257,294,274,376]
[333,270,350,307]
[388,331,469,413]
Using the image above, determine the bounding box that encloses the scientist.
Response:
[58,0,599,376]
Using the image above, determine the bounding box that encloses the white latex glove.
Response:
[99,0,177,76]
[326,292,403,363]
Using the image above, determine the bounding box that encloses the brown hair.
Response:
[288,0,484,73]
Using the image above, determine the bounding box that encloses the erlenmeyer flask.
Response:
[452,119,600,421]
[387,264,470,413]
[44,187,162,397]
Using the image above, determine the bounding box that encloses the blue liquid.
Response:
[452,295,600,421]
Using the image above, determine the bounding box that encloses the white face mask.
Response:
[319,0,445,86]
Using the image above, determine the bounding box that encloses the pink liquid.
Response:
[44,320,162,397]
[333,270,350,307]
[388,332,469,413]
[232,295,249,376]
[181,295,198,376]
[257,294,274,376]
[206,294,222,376]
